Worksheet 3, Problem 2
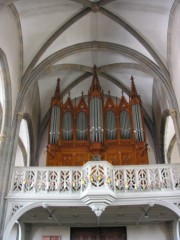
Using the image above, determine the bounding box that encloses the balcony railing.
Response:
[10,161,180,195]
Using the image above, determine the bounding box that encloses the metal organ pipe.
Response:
[132,104,144,142]
[90,97,103,143]
[106,110,117,140]
[76,111,87,140]
[62,111,73,141]
[50,106,60,144]
[120,110,131,139]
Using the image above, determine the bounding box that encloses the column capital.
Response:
[0,134,6,142]
[17,112,24,120]
[169,109,177,119]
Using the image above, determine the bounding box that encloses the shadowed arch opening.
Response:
[14,114,34,167]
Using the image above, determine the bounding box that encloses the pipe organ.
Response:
[46,65,148,166]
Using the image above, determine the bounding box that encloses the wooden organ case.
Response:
[46,66,148,166]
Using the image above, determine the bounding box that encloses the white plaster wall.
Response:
[19,119,29,155]
[127,223,170,240]
[170,3,180,111]
[30,226,70,240]
[0,6,21,116]
[15,144,24,166]
[171,141,179,163]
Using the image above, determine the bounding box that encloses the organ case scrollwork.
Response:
[46,66,148,166]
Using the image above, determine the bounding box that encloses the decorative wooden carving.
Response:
[46,66,148,166]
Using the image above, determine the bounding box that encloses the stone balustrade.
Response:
[10,161,180,196]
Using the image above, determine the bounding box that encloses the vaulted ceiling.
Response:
[12,0,174,123]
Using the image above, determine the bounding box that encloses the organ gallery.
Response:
[46,65,148,166]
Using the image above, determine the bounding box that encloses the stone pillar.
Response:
[15,221,26,240]
[0,112,24,240]
[12,112,24,163]
[172,219,180,240]
[0,132,10,240]
[169,109,180,159]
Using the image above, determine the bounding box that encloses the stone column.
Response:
[172,219,180,240]
[9,112,24,170]
[0,132,10,240]
[169,109,180,159]
[0,112,24,240]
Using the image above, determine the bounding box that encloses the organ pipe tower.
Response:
[46,66,148,166]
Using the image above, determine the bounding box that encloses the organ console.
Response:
[46,65,148,166]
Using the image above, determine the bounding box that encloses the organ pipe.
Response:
[120,110,131,139]
[62,111,73,141]
[76,111,88,140]
[47,71,148,167]
[106,110,117,140]
[90,97,103,143]
[132,104,144,142]
[50,106,60,144]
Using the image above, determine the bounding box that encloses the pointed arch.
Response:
[19,42,176,111]
[0,48,12,139]
[0,48,12,235]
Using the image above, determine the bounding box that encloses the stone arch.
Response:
[167,0,180,78]
[23,8,91,79]
[0,48,12,236]
[3,201,82,240]
[19,42,176,110]
[0,48,12,141]
[36,63,155,164]
[22,4,169,82]
[99,7,169,80]
[3,199,180,240]
[9,42,180,179]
